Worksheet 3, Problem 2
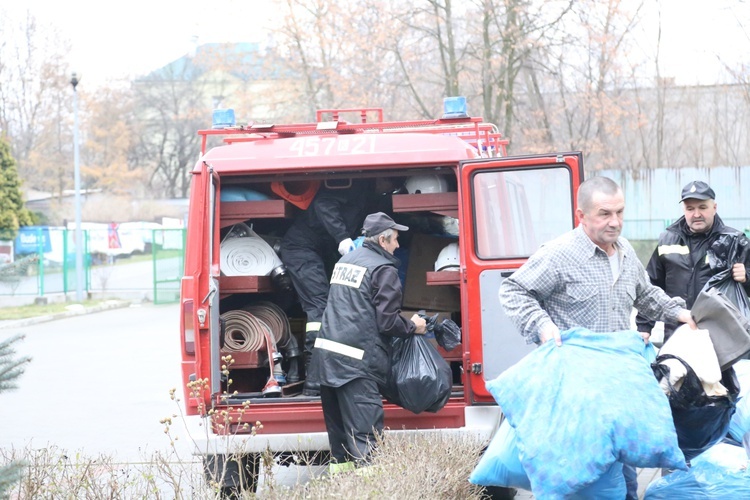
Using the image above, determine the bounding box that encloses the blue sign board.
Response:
[15,226,52,254]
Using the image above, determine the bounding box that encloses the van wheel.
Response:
[482,486,517,499]
[203,453,261,496]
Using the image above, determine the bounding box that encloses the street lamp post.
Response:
[71,73,84,302]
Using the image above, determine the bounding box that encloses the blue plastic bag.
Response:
[572,462,625,499]
[645,443,750,499]
[470,419,625,498]
[487,328,686,498]
[469,419,531,490]
[220,186,269,202]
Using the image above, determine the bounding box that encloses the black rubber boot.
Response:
[302,330,320,397]
[303,353,320,396]
[286,357,301,384]
[280,335,302,384]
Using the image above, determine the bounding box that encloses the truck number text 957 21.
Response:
[289,135,376,156]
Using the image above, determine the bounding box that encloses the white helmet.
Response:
[405,174,448,194]
[435,242,460,272]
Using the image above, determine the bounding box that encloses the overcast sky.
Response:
[647,0,749,84]
[4,0,280,88]
[5,0,750,89]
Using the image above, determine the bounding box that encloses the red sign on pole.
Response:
[108,223,122,249]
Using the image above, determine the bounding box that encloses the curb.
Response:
[0,300,133,330]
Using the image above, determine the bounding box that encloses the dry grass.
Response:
[0,432,491,499]
[263,432,489,500]
[0,445,209,499]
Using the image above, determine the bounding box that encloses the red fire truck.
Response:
[179,102,584,491]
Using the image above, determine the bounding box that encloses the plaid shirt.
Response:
[499,226,686,344]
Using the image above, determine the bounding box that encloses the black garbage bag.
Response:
[692,287,750,370]
[380,334,452,414]
[704,233,750,318]
[652,354,739,461]
[434,319,462,351]
[418,311,462,351]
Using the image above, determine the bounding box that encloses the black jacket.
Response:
[281,182,370,254]
[311,241,415,387]
[636,214,750,334]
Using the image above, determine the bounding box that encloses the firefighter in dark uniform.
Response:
[635,180,750,342]
[309,212,427,472]
[280,180,370,396]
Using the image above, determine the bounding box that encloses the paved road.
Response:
[0,303,202,461]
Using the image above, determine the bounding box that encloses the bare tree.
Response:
[0,9,72,192]
[654,2,666,170]
[132,63,208,198]
[720,2,750,106]
[472,0,575,141]
[271,0,432,120]
[83,87,145,193]
[520,0,646,169]
[380,0,578,145]
[279,0,334,116]
[391,0,462,115]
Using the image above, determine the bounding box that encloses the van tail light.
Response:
[183,300,195,354]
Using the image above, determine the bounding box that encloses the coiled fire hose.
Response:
[244,302,291,346]
[221,309,273,352]
[220,225,282,276]
[249,301,301,383]
[220,309,282,396]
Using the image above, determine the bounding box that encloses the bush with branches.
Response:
[0,334,31,496]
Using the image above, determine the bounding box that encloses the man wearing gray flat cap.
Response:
[636,181,750,342]
[309,212,426,472]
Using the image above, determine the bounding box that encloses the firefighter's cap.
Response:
[363,212,408,237]
[679,181,716,203]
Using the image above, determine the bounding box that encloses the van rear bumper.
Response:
[191,405,502,456]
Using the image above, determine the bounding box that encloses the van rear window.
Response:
[472,167,574,259]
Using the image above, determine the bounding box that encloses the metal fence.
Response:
[152,229,186,305]
[0,227,90,298]
[0,227,186,305]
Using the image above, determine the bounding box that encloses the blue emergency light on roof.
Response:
[212,108,236,129]
[442,96,468,119]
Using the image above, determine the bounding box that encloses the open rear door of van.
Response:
[458,153,584,403]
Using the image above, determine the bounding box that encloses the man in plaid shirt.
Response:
[500,176,695,346]
[499,176,696,499]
